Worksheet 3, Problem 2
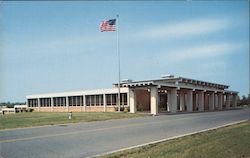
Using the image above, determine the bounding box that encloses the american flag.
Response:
[100,19,116,32]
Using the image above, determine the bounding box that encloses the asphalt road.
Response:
[0,108,249,158]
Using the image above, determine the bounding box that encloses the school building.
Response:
[26,75,238,115]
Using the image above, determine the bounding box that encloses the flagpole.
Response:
[116,14,121,112]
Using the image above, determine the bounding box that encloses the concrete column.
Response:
[209,92,215,111]
[51,97,54,112]
[218,93,223,110]
[121,93,124,107]
[103,94,106,112]
[222,94,225,108]
[150,87,159,115]
[214,94,218,109]
[168,88,177,113]
[83,95,86,112]
[167,92,170,112]
[66,96,69,112]
[94,95,97,106]
[225,94,230,109]
[195,93,199,111]
[198,91,204,112]
[232,94,237,108]
[129,89,136,113]
[38,98,40,112]
[179,91,185,111]
[186,90,193,112]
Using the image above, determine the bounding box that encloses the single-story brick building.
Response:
[27,75,238,115]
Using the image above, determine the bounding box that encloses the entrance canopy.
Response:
[114,76,238,115]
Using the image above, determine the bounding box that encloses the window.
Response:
[72,96,76,106]
[100,95,104,105]
[76,96,83,106]
[27,99,38,107]
[91,95,95,106]
[86,96,90,106]
[121,93,127,105]
[96,95,99,106]
[40,98,51,107]
[111,94,117,105]
[80,96,83,106]
[53,97,66,107]
[106,94,111,106]
[62,97,66,106]
[69,97,73,106]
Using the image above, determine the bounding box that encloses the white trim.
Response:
[26,87,129,99]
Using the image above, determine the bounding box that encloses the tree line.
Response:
[238,94,250,106]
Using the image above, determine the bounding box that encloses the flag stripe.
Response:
[100,19,116,32]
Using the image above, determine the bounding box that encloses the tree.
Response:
[239,94,250,106]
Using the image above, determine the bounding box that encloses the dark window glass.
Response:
[112,94,117,105]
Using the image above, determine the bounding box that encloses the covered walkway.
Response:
[123,76,238,115]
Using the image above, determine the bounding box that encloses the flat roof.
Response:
[27,76,237,99]
[116,76,229,89]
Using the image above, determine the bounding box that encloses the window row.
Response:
[69,96,83,106]
[86,95,104,106]
[40,98,51,107]
[28,99,38,107]
[27,93,128,107]
[53,97,66,107]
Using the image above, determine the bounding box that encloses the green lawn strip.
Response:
[0,112,148,129]
[101,122,250,158]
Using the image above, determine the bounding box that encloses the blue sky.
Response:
[0,1,249,102]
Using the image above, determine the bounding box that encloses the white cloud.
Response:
[132,18,229,39]
[165,43,242,63]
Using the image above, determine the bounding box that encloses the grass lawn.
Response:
[101,121,250,158]
[0,112,147,130]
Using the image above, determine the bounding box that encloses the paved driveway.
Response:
[0,109,249,158]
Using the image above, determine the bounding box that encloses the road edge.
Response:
[91,120,249,158]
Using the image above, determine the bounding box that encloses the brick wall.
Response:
[135,89,150,111]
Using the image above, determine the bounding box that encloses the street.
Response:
[0,109,249,158]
